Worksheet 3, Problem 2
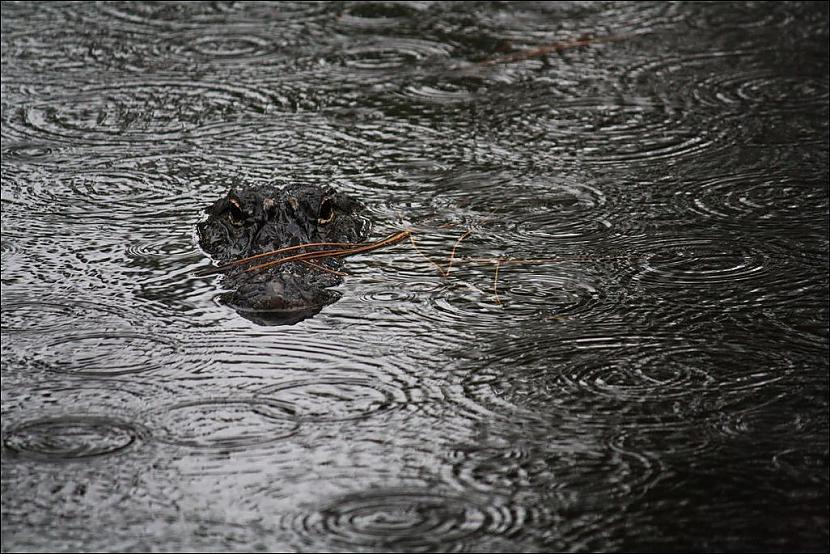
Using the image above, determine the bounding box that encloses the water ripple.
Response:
[335,38,453,71]
[1,142,56,161]
[393,81,476,106]
[0,296,195,378]
[673,169,828,226]
[539,348,715,402]
[86,29,311,73]
[427,271,602,324]
[446,429,665,513]
[1,167,208,292]
[3,416,146,461]
[337,3,428,31]
[689,1,795,31]
[1,467,173,530]
[553,97,723,167]
[427,170,610,245]
[283,488,546,552]
[631,238,770,296]
[694,70,828,113]
[30,332,180,376]
[461,337,793,434]
[445,443,558,496]
[5,81,273,145]
[1,299,132,333]
[183,33,282,60]
[622,47,829,129]
[2,379,158,465]
[149,398,299,450]
[97,1,333,30]
[256,377,407,423]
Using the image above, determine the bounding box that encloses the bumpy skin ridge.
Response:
[197,183,370,324]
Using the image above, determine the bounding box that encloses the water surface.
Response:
[2,1,828,552]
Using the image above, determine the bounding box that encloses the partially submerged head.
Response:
[197,183,370,324]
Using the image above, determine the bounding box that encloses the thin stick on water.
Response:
[243,230,412,273]
[463,33,638,71]
[409,232,448,278]
[492,260,502,305]
[197,220,641,308]
[196,240,357,276]
[445,229,473,278]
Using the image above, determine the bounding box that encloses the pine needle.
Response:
[243,230,411,273]
[445,229,473,278]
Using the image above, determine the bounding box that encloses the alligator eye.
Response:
[318,197,336,225]
[228,197,245,225]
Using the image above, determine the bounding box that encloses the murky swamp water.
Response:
[1,2,828,552]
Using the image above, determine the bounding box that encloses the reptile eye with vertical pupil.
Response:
[318,197,336,225]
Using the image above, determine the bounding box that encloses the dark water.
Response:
[2,1,828,552]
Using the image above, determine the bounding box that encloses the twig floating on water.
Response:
[409,232,448,277]
[465,33,637,70]
[244,230,412,273]
[445,229,473,278]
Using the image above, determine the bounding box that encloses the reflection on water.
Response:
[2,1,827,551]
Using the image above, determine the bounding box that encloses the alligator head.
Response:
[197,183,370,325]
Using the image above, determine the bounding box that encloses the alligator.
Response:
[197,183,371,325]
